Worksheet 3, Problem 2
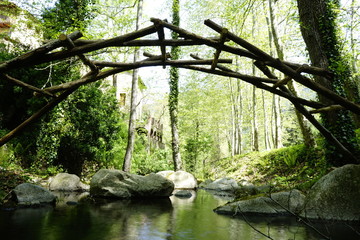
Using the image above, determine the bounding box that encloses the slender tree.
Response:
[169,0,182,171]
[267,0,315,148]
[251,13,259,152]
[123,0,143,172]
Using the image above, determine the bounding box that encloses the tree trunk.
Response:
[273,94,283,148]
[236,78,243,154]
[251,13,259,152]
[228,76,243,156]
[348,0,360,128]
[123,0,143,172]
[252,83,259,151]
[169,0,182,171]
[262,90,271,150]
[297,0,359,165]
[229,79,237,156]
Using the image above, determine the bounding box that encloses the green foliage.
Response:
[183,133,213,173]
[41,0,96,38]
[0,46,81,168]
[132,146,172,175]
[48,83,123,175]
[0,146,14,169]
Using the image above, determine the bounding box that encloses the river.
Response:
[0,189,358,239]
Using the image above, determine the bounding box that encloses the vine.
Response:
[317,0,359,165]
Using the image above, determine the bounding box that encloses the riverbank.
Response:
[0,144,330,204]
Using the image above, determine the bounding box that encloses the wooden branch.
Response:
[0,31,83,73]
[180,65,325,109]
[254,59,357,161]
[0,25,158,71]
[59,33,98,73]
[191,53,235,73]
[211,28,228,70]
[278,61,333,79]
[44,71,105,93]
[272,64,306,88]
[205,19,273,62]
[93,59,232,68]
[0,74,55,98]
[0,86,80,147]
[309,105,344,114]
[151,18,259,60]
[143,52,171,60]
[44,58,233,94]
[205,19,360,115]
[280,87,359,163]
[151,19,167,68]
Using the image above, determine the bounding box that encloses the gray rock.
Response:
[157,170,197,189]
[49,173,89,191]
[215,189,305,216]
[13,183,56,206]
[205,177,239,192]
[90,169,174,198]
[301,164,360,221]
[198,179,213,189]
[174,190,192,198]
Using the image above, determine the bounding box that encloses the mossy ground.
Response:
[205,144,331,192]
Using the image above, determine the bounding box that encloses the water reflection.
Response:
[0,189,357,240]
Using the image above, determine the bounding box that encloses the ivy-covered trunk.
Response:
[297,0,359,166]
[123,0,143,172]
[169,0,182,171]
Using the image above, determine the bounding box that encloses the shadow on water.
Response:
[0,189,359,240]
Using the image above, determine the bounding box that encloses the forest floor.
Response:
[205,144,332,193]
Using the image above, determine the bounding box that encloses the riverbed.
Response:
[0,189,358,239]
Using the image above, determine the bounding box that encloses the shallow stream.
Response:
[0,189,358,239]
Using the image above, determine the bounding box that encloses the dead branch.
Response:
[93,58,232,68]
[0,31,83,72]
[0,85,80,146]
[59,33,99,73]
[180,65,325,109]
[0,74,55,98]
[309,105,344,114]
[0,25,158,72]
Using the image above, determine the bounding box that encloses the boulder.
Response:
[13,183,56,206]
[301,164,360,221]
[157,170,197,189]
[90,169,174,198]
[214,189,305,216]
[205,177,239,192]
[174,190,193,198]
[49,173,89,191]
